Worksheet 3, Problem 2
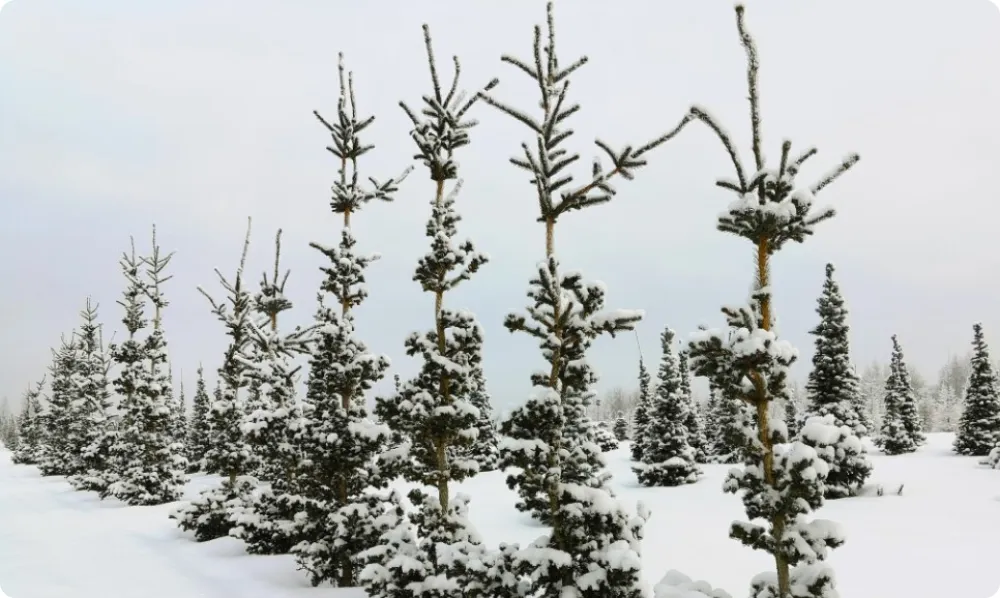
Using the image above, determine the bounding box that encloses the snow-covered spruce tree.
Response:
[704,380,752,465]
[591,420,620,452]
[367,30,501,598]
[108,227,188,505]
[172,373,189,449]
[953,323,1000,455]
[464,367,500,472]
[679,350,709,463]
[683,6,859,596]
[231,229,317,555]
[614,414,629,441]
[803,264,868,438]
[0,405,16,451]
[876,335,922,455]
[186,365,212,472]
[631,357,653,462]
[11,378,46,465]
[478,4,689,595]
[37,333,83,476]
[634,328,700,486]
[172,219,257,540]
[784,398,802,440]
[68,299,119,494]
[799,264,871,497]
[290,53,410,588]
[798,414,870,499]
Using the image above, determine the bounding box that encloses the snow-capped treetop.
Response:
[400,24,498,182]
[117,237,147,337]
[315,53,412,222]
[141,224,174,330]
[478,1,691,228]
[254,229,293,325]
[682,6,859,254]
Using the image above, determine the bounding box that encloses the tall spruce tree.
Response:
[231,229,316,555]
[630,357,652,462]
[634,328,700,486]
[68,299,118,494]
[678,349,709,463]
[801,264,871,498]
[172,219,258,540]
[109,227,188,505]
[684,6,859,596]
[478,4,689,595]
[186,365,212,472]
[11,377,45,465]
[804,264,868,437]
[37,333,82,476]
[953,323,1000,455]
[877,335,923,455]
[290,53,411,588]
[367,28,500,598]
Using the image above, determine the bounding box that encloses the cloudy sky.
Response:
[1,0,999,413]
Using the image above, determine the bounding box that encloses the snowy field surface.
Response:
[2,433,999,598]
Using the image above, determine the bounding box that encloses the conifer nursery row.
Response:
[5,5,1000,598]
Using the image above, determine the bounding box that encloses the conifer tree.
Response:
[172,219,258,540]
[478,4,688,595]
[590,420,620,452]
[173,373,189,448]
[784,397,802,439]
[231,229,316,555]
[876,335,922,455]
[291,53,410,588]
[683,6,858,596]
[613,413,629,441]
[953,323,1000,456]
[800,264,871,497]
[0,403,17,451]
[186,365,212,472]
[109,227,188,505]
[679,350,709,463]
[11,378,45,465]
[804,264,868,437]
[37,333,82,476]
[630,357,652,461]
[68,299,118,493]
[464,367,500,472]
[634,328,700,486]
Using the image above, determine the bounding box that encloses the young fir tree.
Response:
[186,365,212,472]
[290,53,411,588]
[172,219,258,540]
[109,227,188,505]
[231,229,316,555]
[367,29,501,598]
[37,333,82,476]
[11,377,46,465]
[634,328,700,486]
[172,372,189,449]
[876,335,922,455]
[953,323,1000,455]
[800,264,871,498]
[68,299,118,494]
[678,350,709,463]
[683,7,859,596]
[804,264,868,437]
[784,397,802,439]
[478,4,688,595]
[613,413,629,441]
[630,357,653,462]
[590,420,620,452]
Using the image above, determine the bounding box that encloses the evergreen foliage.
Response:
[290,53,410,588]
[876,336,922,455]
[478,3,687,594]
[634,328,700,486]
[683,6,859,595]
[11,378,46,465]
[798,414,871,499]
[591,419,620,452]
[186,366,212,473]
[953,323,1000,456]
[37,334,83,477]
[678,350,709,463]
[108,228,188,505]
[613,415,629,441]
[630,358,652,462]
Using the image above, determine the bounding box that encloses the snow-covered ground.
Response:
[2,433,999,598]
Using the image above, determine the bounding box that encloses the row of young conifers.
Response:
[10,5,1000,598]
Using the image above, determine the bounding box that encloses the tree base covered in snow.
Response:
[171,477,256,542]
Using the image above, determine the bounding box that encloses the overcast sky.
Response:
[1,0,999,413]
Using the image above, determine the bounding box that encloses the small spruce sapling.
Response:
[37,333,83,477]
[876,336,922,455]
[634,328,700,487]
[291,53,410,588]
[683,6,859,596]
[631,357,653,462]
[11,377,46,465]
[613,413,629,441]
[479,3,689,595]
[953,323,1000,456]
[186,365,212,472]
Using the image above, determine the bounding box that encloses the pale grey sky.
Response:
[1,0,999,412]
